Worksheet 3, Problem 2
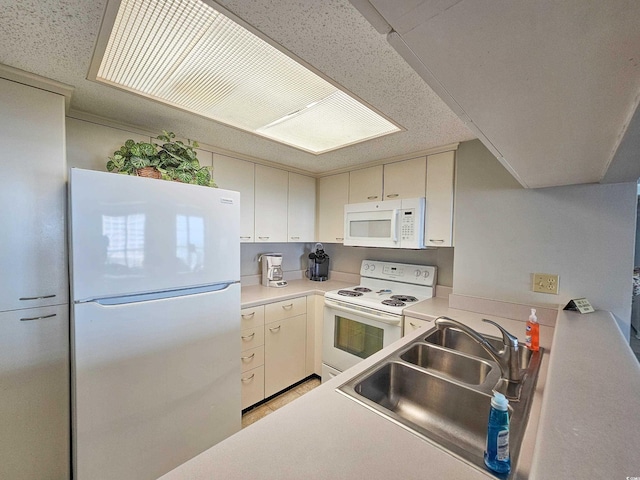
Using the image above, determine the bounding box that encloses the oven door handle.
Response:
[324,298,402,325]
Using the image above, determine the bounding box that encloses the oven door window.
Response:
[334,316,384,359]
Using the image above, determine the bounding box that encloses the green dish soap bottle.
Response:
[484,392,511,475]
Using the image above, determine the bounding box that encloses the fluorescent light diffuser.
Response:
[91,0,401,154]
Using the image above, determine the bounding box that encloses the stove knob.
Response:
[370,264,375,271]
[423,270,430,278]
[414,269,422,277]
[363,263,370,270]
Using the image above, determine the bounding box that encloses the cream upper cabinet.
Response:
[383,156,427,200]
[425,151,455,247]
[349,165,383,203]
[0,78,68,312]
[213,154,255,242]
[317,172,350,243]
[254,165,288,243]
[288,173,316,242]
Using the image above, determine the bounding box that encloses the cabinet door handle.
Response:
[241,312,256,319]
[336,237,344,241]
[20,313,57,322]
[240,236,251,240]
[241,333,256,340]
[241,353,256,361]
[409,322,418,328]
[281,303,293,310]
[19,294,56,301]
[429,239,445,244]
[241,374,256,383]
[269,325,281,333]
[290,236,300,240]
[258,236,270,240]
[386,193,399,198]
[367,195,378,200]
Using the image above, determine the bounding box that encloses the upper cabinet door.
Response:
[254,165,288,243]
[425,150,455,247]
[317,172,350,243]
[213,154,255,242]
[383,156,427,200]
[288,173,316,242]
[0,79,67,312]
[349,165,383,203]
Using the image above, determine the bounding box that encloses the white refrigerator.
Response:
[69,168,241,480]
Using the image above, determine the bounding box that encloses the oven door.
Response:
[322,298,402,377]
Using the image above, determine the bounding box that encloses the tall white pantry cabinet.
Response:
[0,77,70,479]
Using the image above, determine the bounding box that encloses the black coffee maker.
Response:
[306,243,329,281]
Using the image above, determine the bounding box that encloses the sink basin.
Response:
[338,324,544,478]
[347,361,499,461]
[423,327,534,371]
[399,342,498,386]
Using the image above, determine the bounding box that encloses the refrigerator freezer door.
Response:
[72,283,241,480]
[70,168,240,302]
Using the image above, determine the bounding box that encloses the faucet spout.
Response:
[434,316,522,383]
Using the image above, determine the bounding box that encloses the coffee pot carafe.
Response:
[306,243,329,281]
[259,253,287,288]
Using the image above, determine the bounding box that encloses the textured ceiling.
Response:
[0,0,475,174]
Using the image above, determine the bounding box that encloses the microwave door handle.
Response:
[391,209,399,243]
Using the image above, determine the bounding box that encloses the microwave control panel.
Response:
[401,209,416,241]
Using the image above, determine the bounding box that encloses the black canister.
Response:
[307,243,329,281]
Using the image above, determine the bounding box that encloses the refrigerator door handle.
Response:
[85,282,239,306]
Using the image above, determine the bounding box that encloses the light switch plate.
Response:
[532,273,559,294]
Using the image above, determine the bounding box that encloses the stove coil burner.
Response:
[337,290,363,297]
[353,287,372,293]
[382,299,406,307]
[390,295,419,303]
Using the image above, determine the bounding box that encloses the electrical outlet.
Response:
[532,273,559,294]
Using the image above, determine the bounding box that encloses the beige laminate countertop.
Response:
[161,291,640,480]
[241,278,353,308]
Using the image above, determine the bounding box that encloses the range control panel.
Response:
[360,260,437,286]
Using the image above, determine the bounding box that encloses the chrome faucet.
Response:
[434,316,522,383]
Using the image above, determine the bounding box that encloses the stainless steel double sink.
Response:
[337,325,543,479]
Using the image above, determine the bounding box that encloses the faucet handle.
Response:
[482,319,519,349]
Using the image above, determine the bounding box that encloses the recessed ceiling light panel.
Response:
[89,0,402,154]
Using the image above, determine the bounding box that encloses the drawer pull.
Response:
[258,236,270,240]
[290,236,300,240]
[282,303,293,310]
[269,325,281,333]
[19,294,56,301]
[409,322,418,328]
[367,195,378,200]
[336,237,344,241]
[241,333,256,341]
[241,353,256,361]
[241,312,256,319]
[429,239,445,244]
[20,313,57,322]
[240,236,252,240]
[241,374,255,383]
[386,193,399,198]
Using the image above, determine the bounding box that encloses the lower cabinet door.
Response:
[264,314,307,398]
[0,305,70,480]
[241,365,265,409]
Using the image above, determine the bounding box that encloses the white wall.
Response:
[454,140,637,337]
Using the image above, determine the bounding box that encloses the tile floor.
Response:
[242,376,321,429]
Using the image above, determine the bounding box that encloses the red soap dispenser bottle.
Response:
[525,308,539,351]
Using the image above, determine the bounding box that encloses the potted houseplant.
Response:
[155,131,216,187]
[106,139,162,178]
[106,131,216,187]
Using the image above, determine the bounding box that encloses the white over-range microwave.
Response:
[343,197,426,249]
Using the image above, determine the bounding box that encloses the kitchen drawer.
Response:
[241,365,265,410]
[241,305,265,330]
[241,345,264,373]
[241,326,264,352]
[265,296,306,323]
